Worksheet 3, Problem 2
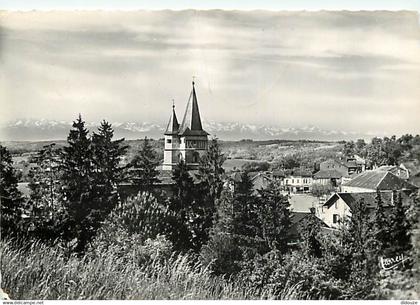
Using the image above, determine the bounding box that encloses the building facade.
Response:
[163,82,209,170]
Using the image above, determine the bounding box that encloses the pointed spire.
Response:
[179,80,208,136]
[164,100,179,135]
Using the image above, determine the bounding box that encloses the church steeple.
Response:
[164,100,179,135]
[179,81,208,136]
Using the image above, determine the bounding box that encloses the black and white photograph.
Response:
[0,0,420,301]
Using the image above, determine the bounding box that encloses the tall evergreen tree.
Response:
[0,145,24,238]
[28,143,62,209]
[167,159,197,251]
[200,190,243,275]
[60,115,100,252]
[390,191,411,255]
[341,198,378,297]
[257,183,291,254]
[299,214,322,258]
[91,121,128,216]
[129,137,160,192]
[187,138,226,252]
[92,120,128,187]
[27,143,64,241]
[231,171,261,256]
[372,190,391,254]
[197,138,226,205]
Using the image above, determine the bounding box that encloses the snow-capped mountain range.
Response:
[0,119,371,142]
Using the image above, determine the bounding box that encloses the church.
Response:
[162,81,209,170]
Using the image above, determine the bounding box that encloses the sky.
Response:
[1,4,420,136]
[2,0,420,11]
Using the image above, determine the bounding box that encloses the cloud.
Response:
[1,10,420,135]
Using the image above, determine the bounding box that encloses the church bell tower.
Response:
[162,81,209,170]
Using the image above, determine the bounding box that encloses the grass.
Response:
[0,240,261,300]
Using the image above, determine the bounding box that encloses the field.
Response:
[3,139,343,183]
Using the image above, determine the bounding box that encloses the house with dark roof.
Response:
[318,191,411,228]
[341,170,418,193]
[313,156,366,188]
[227,171,274,195]
[313,168,345,187]
[289,211,328,243]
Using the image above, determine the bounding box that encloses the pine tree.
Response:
[299,214,322,258]
[171,159,195,211]
[257,183,291,254]
[186,138,226,252]
[92,120,128,187]
[60,115,99,252]
[197,138,226,205]
[0,145,24,237]
[91,120,128,217]
[341,198,378,297]
[390,191,411,255]
[129,137,160,191]
[372,190,391,254]
[231,171,261,257]
[200,190,243,275]
[27,143,64,241]
[167,159,196,251]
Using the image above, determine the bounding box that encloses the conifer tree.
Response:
[372,190,391,254]
[200,190,243,275]
[197,138,226,205]
[92,120,128,187]
[188,138,226,251]
[0,145,24,237]
[60,115,100,252]
[91,120,128,218]
[390,191,411,255]
[341,198,378,296]
[299,214,322,258]
[257,183,291,254]
[27,143,64,241]
[171,159,195,211]
[167,159,196,251]
[231,171,261,256]
[129,137,160,192]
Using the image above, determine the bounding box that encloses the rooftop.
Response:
[323,191,412,210]
[342,170,418,191]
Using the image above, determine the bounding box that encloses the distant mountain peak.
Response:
[0,118,370,142]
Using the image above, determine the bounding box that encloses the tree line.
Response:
[342,134,420,166]
[1,115,419,299]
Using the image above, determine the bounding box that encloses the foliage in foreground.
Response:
[0,239,263,300]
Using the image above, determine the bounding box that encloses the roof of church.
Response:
[164,104,179,135]
[178,82,209,136]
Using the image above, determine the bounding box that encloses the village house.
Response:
[313,169,344,188]
[280,169,313,193]
[340,170,418,194]
[313,155,366,187]
[318,191,411,228]
[289,210,328,243]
